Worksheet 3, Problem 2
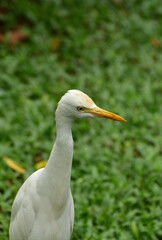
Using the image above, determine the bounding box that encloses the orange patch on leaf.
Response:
[4,156,26,174]
[151,38,161,47]
[0,29,28,45]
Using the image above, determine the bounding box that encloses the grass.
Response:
[0,0,162,239]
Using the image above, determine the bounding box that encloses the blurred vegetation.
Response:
[0,0,162,239]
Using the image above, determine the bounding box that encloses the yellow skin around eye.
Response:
[77,106,85,111]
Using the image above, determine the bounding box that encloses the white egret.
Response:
[9,90,126,240]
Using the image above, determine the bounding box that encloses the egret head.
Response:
[56,90,127,122]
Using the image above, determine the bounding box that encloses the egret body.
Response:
[9,90,126,240]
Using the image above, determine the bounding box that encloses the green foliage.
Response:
[0,0,162,239]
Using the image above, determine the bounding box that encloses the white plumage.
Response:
[9,90,126,240]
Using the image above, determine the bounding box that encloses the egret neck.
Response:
[43,111,74,208]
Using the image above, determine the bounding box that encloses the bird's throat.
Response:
[43,115,74,208]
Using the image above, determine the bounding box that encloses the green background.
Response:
[0,0,162,239]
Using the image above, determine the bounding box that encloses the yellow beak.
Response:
[87,107,127,122]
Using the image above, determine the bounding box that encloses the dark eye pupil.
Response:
[77,107,83,111]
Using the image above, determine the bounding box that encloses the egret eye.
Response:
[77,106,84,111]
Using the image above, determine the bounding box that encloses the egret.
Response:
[9,90,126,240]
